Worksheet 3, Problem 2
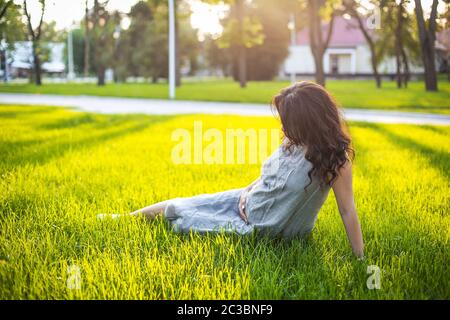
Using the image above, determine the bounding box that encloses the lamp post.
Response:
[287,14,296,84]
[168,0,176,99]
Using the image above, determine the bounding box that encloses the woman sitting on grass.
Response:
[100,81,364,258]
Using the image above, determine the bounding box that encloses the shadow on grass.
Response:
[37,113,153,130]
[394,105,450,114]
[0,111,173,170]
[417,125,450,136]
[0,105,58,118]
[38,114,98,130]
[352,122,450,180]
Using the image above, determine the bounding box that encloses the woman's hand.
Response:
[238,178,260,224]
[238,189,249,224]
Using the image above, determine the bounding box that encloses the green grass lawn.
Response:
[1,79,450,114]
[0,104,449,299]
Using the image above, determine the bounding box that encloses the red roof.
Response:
[297,16,367,47]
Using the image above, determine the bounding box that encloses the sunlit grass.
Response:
[0,104,448,299]
[0,79,449,113]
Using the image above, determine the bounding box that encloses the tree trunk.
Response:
[447,61,450,82]
[175,0,181,87]
[345,3,381,88]
[97,66,105,86]
[1,50,5,82]
[371,51,381,88]
[23,0,45,86]
[238,45,247,88]
[401,46,410,88]
[395,2,403,89]
[395,50,402,88]
[307,0,333,87]
[93,0,104,86]
[414,0,438,91]
[313,51,325,86]
[32,43,42,86]
[422,53,438,91]
[0,1,12,21]
[84,0,90,77]
[308,0,323,86]
[362,34,381,88]
[236,0,246,88]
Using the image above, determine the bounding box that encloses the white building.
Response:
[283,16,424,77]
[7,41,65,78]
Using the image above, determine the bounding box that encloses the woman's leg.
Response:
[129,200,171,219]
[98,199,172,220]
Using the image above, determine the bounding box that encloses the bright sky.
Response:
[16,0,447,35]
[17,0,228,37]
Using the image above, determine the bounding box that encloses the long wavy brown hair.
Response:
[272,81,354,189]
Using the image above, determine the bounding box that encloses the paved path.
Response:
[1,93,449,125]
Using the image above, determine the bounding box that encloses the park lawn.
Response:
[0,79,449,114]
[0,104,449,299]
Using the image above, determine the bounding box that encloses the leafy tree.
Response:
[241,0,290,81]
[204,0,264,88]
[414,0,439,91]
[90,0,119,86]
[144,4,169,82]
[303,0,338,87]
[23,0,46,85]
[0,1,25,81]
[0,0,12,20]
[175,0,199,82]
[113,0,166,82]
[203,0,292,81]
[119,1,154,78]
[84,0,89,76]
[376,0,420,88]
[0,1,26,46]
[203,34,232,77]
[112,0,197,83]
[40,21,65,42]
[342,0,382,88]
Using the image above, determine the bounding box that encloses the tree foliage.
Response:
[104,0,198,83]
[0,0,26,46]
[375,0,420,88]
[205,0,291,81]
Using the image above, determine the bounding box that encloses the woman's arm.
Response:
[332,161,364,258]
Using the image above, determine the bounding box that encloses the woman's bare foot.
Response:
[96,213,123,220]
